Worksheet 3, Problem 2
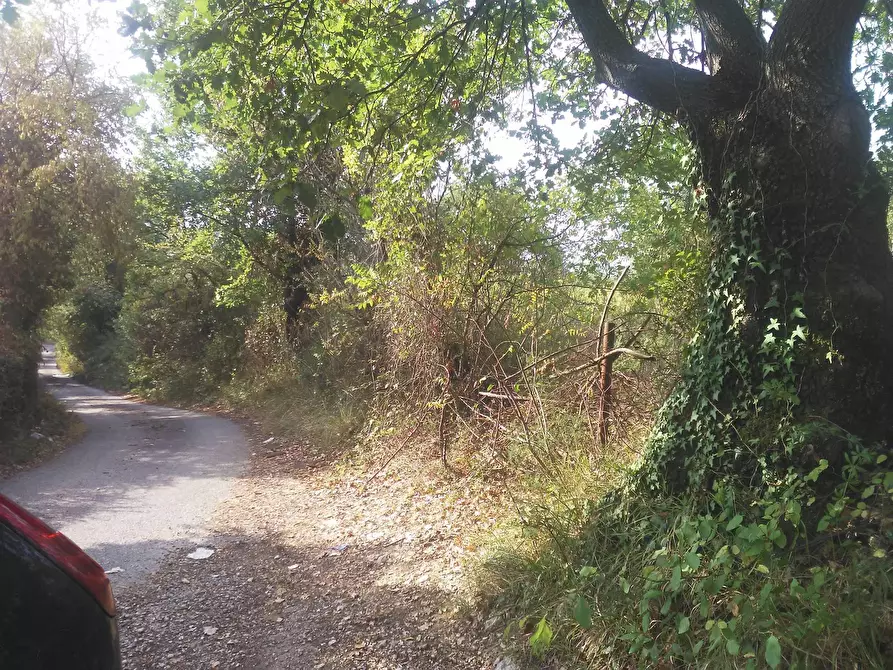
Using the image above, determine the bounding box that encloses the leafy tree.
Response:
[0,10,131,429]
[135,0,893,492]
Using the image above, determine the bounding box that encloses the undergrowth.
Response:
[219,367,363,458]
[0,392,84,477]
[477,430,893,669]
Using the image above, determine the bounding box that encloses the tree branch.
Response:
[693,0,764,77]
[768,0,867,92]
[565,0,715,118]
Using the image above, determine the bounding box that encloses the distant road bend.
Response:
[1,345,248,584]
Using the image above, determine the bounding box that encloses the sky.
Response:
[43,0,145,81]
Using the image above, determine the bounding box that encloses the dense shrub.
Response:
[0,351,37,438]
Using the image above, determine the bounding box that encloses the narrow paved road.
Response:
[0,346,248,583]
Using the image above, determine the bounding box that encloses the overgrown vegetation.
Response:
[0,392,84,478]
[6,0,893,666]
[0,6,132,444]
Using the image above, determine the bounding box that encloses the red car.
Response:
[0,493,121,669]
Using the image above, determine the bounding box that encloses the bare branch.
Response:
[565,0,715,117]
[553,348,655,379]
[768,0,868,91]
[693,0,764,77]
[597,264,628,357]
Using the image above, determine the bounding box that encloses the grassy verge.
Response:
[0,392,84,479]
[218,370,364,460]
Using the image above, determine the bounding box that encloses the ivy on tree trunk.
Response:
[566,0,893,492]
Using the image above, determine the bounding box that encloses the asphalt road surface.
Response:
[1,345,248,584]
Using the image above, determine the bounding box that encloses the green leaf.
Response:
[573,595,593,629]
[358,196,374,221]
[2,4,18,24]
[669,564,682,591]
[319,214,346,243]
[621,576,630,594]
[726,638,740,655]
[529,617,553,656]
[273,186,292,205]
[324,82,351,113]
[296,182,318,210]
[756,564,770,575]
[698,519,714,540]
[765,635,782,668]
[579,566,598,578]
[726,514,743,531]
[685,552,701,570]
[123,102,146,118]
[677,616,690,634]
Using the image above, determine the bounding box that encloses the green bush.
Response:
[49,282,129,389]
[119,228,255,401]
[0,351,37,437]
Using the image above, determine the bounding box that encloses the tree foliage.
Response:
[9,0,893,664]
[0,10,131,433]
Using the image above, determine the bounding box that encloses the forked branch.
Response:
[693,0,764,78]
[564,0,715,118]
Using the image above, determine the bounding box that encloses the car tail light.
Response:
[0,494,116,616]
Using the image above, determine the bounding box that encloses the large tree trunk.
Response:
[566,0,893,494]
[644,82,893,492]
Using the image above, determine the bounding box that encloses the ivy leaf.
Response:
[573,595,593,629]
[685,551,701,570]
[765,635,782,668]
[677,615,690,634]
[726,514,743,531]
[726,638,740,655]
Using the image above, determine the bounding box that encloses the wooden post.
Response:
[597,322,616,446]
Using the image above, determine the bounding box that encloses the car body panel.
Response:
[0,507,121,669]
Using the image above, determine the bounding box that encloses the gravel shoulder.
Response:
[118,423,512,670]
